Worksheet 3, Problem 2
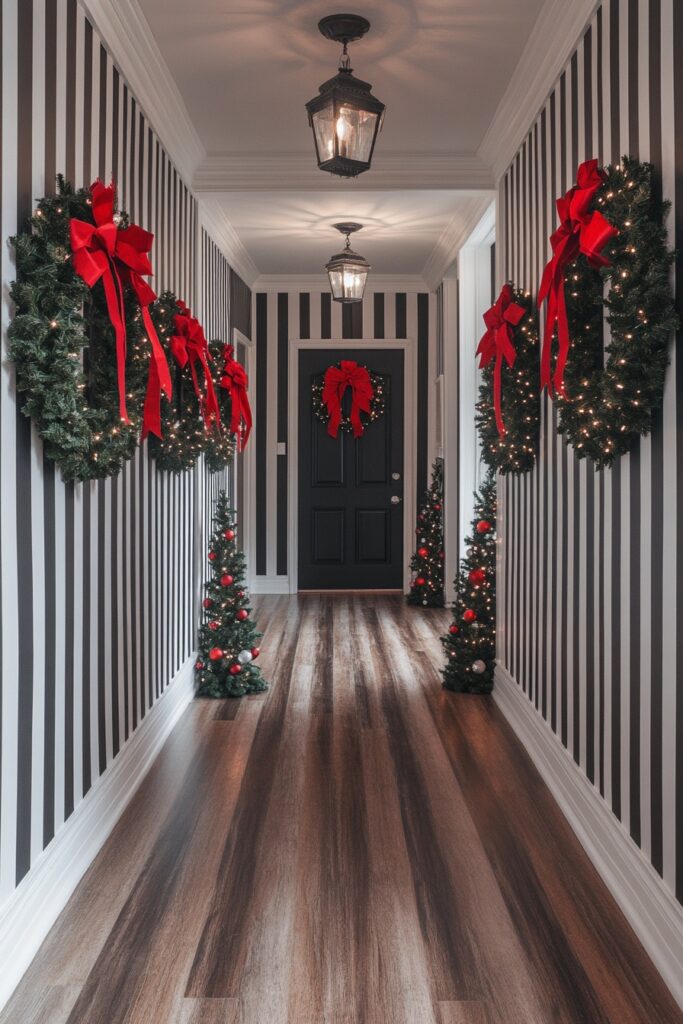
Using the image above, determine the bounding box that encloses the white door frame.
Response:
[287,337,417,595]
[232,327,256,590]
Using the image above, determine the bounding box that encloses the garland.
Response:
[475,286,540,475]
[542,157,678,468]
[8,176,151,481]
[312,363,385,435]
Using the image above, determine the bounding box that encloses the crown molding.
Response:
[252,273,430,293]
[198,200,260,288]
[193,151,494,193]
[478,0,599,182]
[422,195,495,290]
[79,0,205,183]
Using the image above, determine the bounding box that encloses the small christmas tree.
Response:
[195,491,268,698]
[407,458,445,607]
[441,468,496,693]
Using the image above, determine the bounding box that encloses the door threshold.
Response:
[297,588,404,594]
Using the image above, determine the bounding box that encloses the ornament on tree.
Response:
[407,458,445,608]
[208,551,217,561]
[476,520,492,534]
[441,469,496,694]
[468,568,486,585]
[251,647,260,659]
[203,598,213,609]
[195,491,268,699]
[195,661,204,670]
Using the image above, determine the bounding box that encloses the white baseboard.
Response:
[249,575,291,594]
[0,654,196,1013]
[493,662,683,1010]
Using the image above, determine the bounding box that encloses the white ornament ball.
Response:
[466,546,475,558]
[237,649,253,665]
[472,659,486,674]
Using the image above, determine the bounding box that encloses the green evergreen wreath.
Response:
[475,288,540,475]
[556,157,678,468]
[8,175,148,481]
[311,367,386,433]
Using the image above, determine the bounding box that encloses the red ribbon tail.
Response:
[493,351,506,437]
[140,306,171,440]
[540,287,558,398]
[101,266,130,425]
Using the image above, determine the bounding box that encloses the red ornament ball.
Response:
[251,647,260,659]
[237,590,245,598]
[220,574,234,587]
[202,598,213,609]
[208,551,217,561]
[476,520,492,535]
[449,624,459,635]
[463,609,477,623]
[415,577,426,586]
[236,609,249,621]
[195,661,204,670]
[208,647,223,661]
[209,620,220,631]
[468,569,486,585]
[224,528,236,541]
[415,528,421,536]
[433,503,442,511]
[229,663,242,675]
[417,546,429,559]
[439,551,445,560]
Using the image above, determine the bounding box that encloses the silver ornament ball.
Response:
[237,649,253,665]
[472,659,486,674]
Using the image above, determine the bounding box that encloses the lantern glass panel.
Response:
[327,264,368,303]
[312,104,336,161]
[334,105,378,162]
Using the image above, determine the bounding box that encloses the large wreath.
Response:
[475,285,540,475]
[148,292,230,474]
[541,157,678,468]
[8,176,154,481]
[312,363,386,435]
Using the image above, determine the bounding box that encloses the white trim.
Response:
[252,274,430,294]
[77,0,204,184]
[478,0,599,182]
[250,575,291,595]
[0,655,196,1014]
[422,195,495,291]
[193,151,494,193]
[233,327,256,592]
[198,203,259,290]
[287,339,417,595]
[493,662,683,1011]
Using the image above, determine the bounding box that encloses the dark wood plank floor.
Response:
[2,595,681,1024]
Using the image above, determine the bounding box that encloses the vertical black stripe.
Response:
[276,294,288,576]
[83,19,92,184]
[417,294,429,507]
[395,293,407,339]
[82,488,92,797]
[373,293,384,339]
[321,293,331,339]
[65,483,75,819]
[111,479,120,757]
[255,294,268,576]
[673,0,683,901]
[299,293,310,339]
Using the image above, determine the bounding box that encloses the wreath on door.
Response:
[312,360,386,437]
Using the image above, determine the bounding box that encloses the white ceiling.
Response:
[136,0,548,279]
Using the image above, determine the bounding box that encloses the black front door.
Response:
[298,348,404,590]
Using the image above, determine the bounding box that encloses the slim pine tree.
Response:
[407,458,445,607]
[195,490,268,698]
[441,468,496,693]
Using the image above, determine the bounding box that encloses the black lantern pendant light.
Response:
[325,223,370,303]
[305,14,385,178]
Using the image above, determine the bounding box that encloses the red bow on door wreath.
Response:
[538,158,618,398]
[169,301,221,432]
[69,179,172,439]
[220,345,252,451]
[322,360,374,438]
[477,284,525,438]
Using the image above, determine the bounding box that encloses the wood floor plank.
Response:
[2,595,681,1024]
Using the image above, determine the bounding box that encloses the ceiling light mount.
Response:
[325,223,370,303]
[305,13,385,179]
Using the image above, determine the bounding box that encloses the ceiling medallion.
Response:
[305,14,386,178]
[325,222,370,303]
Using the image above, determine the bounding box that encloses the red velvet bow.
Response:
[322,360,374,439]
[169,302,220,432]
[69,180,172,438]
[220,345,252,451]
[477,284,525,438]
[538,159,618,397]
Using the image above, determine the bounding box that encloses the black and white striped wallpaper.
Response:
[252,288,438,581]
[497,0,682,903]
[0,0,235,904]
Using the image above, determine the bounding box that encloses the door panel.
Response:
[298,348,404,590]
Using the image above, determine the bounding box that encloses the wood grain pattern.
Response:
[1,594,681,1024]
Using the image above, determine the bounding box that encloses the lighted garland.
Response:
[556,157,678,467]
[205,340,237,473]
[312,368,386,433]
[8,175,148,481]
[475,288,540,475]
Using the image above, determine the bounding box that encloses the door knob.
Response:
[391,495,401,505]
[392,472,401,480]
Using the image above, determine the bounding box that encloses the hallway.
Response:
[2,595,679,1024]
